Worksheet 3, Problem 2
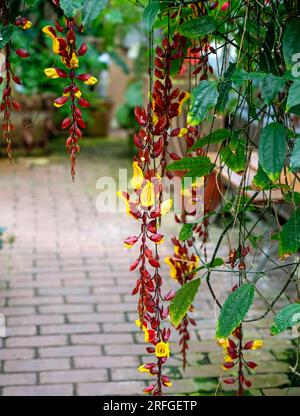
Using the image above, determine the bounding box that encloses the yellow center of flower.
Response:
[155,341,170,358]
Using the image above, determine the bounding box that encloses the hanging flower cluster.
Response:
[165,237,199,368]
[133,34,190,176]
[227,245,250,270]
[217,326,263,395]
[43,8,97,179]
[119,161,173,395]
[0,8,32,159]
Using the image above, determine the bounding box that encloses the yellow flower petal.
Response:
[131,161,144,190]
[44,68,59,79]
[160,199,172,215]
[42,26,56,39]
[23,21,32,30]
[140,181,155,207]
[178,128,188,138]
[252,340,263,350]
[138,364,150,373]
[42,26,60,54]
[164,257,177,280]
[84,76,98,86]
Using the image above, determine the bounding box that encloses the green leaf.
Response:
[184,258,224,278]
[170,279,201,327]
[232,69,268,86]
[290,138,300,172]
[179,16,216,38]
[60,0,85,18]
[221,141,246,173]
[216,62,236,112]
[167,156,214,175]
[143,1,160,32]
[216,284,255,339]
[280,209,300,254]
[206,258,224,268]
[258,122,286,181]
[287,80,300,112]
[271,303,300,335]
[190,128,230,151]
[283,191,300,205]
[0,25,14,49]
[179,223,194,241]
[253,165,272,189]
[283,20,300,71]
[261,75,285,105]
[187,81,219,126]
[81,0,108,26]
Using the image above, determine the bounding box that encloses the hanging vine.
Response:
[132,0,300,395]
[0,1,32,160]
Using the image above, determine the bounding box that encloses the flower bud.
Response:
[54,96,69,108]
[16,49,30,58]
[78,43,88,56]
[61,117,71,129]
[78,97,90,108]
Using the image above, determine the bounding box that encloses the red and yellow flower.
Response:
[42,6,97,179]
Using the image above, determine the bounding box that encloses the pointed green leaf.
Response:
[232,69,268,85]
[143,1,160,32]
[216,284,255,339]
[290,138,300,172]
[167,155,214,174]
[170,279,201,327]
[187,81,219,126]
[280,209,300,254]
[271,303,300,335]
[206,258,224,268]
[60,0,85,18]
[216,62,236,112]
[258,122,286,182]
[283,20,300,71]
[0,25,14,49]
[287,80,300,112]
[179,16,216,38]
[179,223,194,241]
[253,165,272,189]
[261,75,285,105]
[190,128,230,151]
[220,141,246,173]
[81,0,108,26]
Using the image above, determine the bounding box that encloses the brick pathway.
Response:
[0,141,299,396]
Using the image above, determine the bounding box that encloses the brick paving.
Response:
[0,142,299,396]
